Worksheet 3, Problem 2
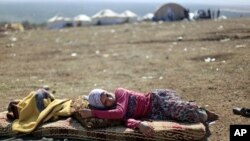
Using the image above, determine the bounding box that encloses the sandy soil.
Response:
[0,18,249,141]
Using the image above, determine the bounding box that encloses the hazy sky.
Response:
[0,0,250,5]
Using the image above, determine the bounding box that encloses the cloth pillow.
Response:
[71,96,122,129]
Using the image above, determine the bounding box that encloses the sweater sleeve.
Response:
[91,88,128,119]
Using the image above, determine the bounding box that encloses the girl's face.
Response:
[100,91,115,108]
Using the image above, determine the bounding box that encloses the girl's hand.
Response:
[79,109,92,118]
[138,121,155,137]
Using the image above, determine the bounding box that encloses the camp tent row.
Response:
[47,3,190,29]
[47,9,141,29]
[47,3,225,29]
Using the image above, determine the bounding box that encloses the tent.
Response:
[153,3,189,22]
[142,13,154,21]
[73,14,96,26]
[120,10,138,23]
[47,15,72,29]
[92,9,126,25]
[188,12,195,21]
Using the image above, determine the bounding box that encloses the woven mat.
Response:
[0,111,206,141]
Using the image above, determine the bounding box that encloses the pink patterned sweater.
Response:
[91,87,151,129]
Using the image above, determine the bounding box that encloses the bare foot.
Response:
[206,109,219,122]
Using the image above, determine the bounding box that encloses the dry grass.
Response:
[0,18,250,141]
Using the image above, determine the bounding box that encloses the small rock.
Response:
[217,25,224,30]
[110,29,116,33]
[95,50,100,55]
[220,38,230,42]
[71,53,77,57]
[177,36,183,41]
[235,44,246,48]
[205,57,216,63]
[6,43,14,48]
[172,42,177,45]
[9,37,17,42]
[43,85,50,91]
[103,54,109,58]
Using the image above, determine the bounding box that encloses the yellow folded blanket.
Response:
[12,91,72,133]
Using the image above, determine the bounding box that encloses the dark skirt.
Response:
[147,89,201,123]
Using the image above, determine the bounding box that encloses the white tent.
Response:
[47,15,72,29]
[73,14,96,26]
[92,9,126,25]
[120,10,138,23]
[189,12,195,21]
[218,15,227,20]
[142,13,154,21]
[153,3,189,22]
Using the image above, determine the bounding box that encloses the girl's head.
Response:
[87,89,115,109]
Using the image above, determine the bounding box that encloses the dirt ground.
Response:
[0,18,249,141]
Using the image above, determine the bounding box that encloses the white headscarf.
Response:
[87,89,105,108]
